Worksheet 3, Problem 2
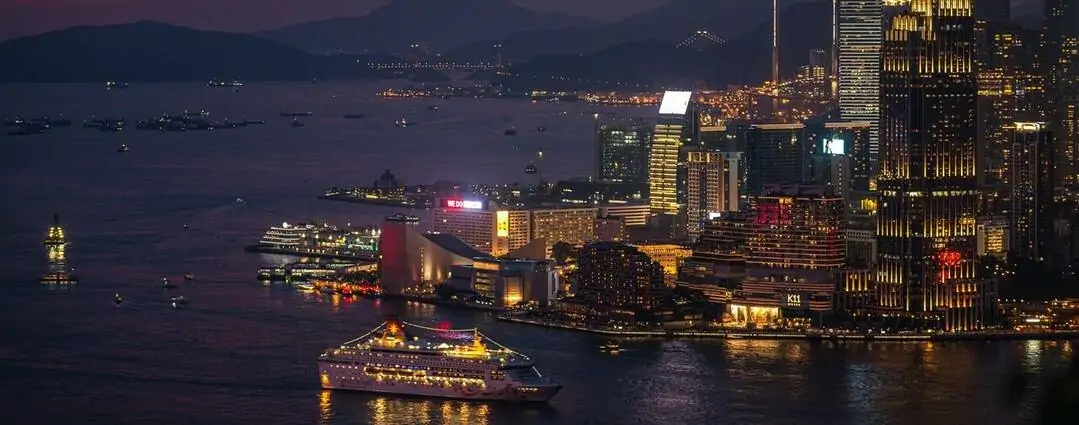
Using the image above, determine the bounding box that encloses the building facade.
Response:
[877,0,996,331]
[837,0,883,167]
[1009,122,1054,261]
[576,242,667,321]
[685,150,740,240]
[596,119,652,184]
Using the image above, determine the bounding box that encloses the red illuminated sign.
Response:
[755,202,792,225]
[443,199,483,210]
[937,250,962,267]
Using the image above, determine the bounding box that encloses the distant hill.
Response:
[0,21,389,83]
[451,0,816,63]
[257,0,600,55]
[496,0,832,91]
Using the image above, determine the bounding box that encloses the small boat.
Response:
[114,293,124,307]
[161,277,177,289]
[504,127,517,136]
[118,144,130,153]
[342,113,365,119]
[105,81,129,90]
[170,295,187,305]
[427,105,440,111]
[525,162,538,175]
[184,272,196,282]
[280,112,313,117]
[295,282,315,291]
[183,224,188,231]
[291,119,306,127]
[600,341,621,353]
[235,197,246,205]
[395,118,416,128]
[537,126,547,132]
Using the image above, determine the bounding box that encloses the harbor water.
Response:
[0,82,1073,425]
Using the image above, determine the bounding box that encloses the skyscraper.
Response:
[685,150,740,240]
[974,7,1019,188]
[877,0,995,331]
[596,119,651,185]
[744,123,806,195]
[837,0,883,172]
[1009,122,1054,262]
[1044,0,1079,186]
[650,91,694,215]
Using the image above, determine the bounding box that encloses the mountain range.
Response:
[497,0,834,91]
[0,22,387,83]
[256,0,600,55]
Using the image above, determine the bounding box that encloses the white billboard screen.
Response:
[824,138,845,155]
[658,91,693,115]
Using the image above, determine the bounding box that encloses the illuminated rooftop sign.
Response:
[443,199,483,210]
[658,91,693,115]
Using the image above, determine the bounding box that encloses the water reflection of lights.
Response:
[1023,340,1042,370]
[330,293,341,312]
[318,390,333,425]
[361,397,488,425]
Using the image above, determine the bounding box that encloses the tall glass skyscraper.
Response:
[596,120,651,185]
[837,0,883,178]
[877,0,995,331]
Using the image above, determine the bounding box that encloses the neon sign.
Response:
[937,250,962,267]
[443,199,483,210]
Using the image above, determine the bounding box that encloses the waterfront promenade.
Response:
[497,314,1079,342]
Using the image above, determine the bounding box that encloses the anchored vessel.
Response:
[318,319,561,402]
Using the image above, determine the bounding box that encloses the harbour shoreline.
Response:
[317,194,426,208]
[497,315,1079,342]
[244,244,377,262]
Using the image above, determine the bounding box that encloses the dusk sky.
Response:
[0,0,1041,41]
[0,0,665,40]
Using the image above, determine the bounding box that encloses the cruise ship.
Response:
[318,319,561,402]
[259,222,313,248]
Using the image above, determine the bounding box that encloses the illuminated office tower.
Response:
[1008,122,1054,262]
[649,91,694,215]
[686,150,740,240]
[596,119,651,184]
[974,3,1019,189]
[877,0,995,331]
[1044,0,1079,185]
[805,120,873,206]
[837,0,883,171]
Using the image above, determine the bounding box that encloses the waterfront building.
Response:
[744,123,807,195]
[596,119,651,185]
[575,242,667,321]
[649,90,695,215]
[379,215,545,295]
[685,150,740,240]
[444,259,558,308]
[846,210,876,268]
[877,0,996,331]
[676,211,752,305]
[1009,122,1054,262]
[837,0,883,167]
[430,198,598,257]
[977,219,1010,259]
[736,184,846,322]
[630,242,692,287]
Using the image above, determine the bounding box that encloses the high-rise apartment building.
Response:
[1009,122,1054,261]
[685,150,741,240]
[837,0,883,169]
[975,11,1020,188]
[650,91,694,215]
[877,0,996,331]
[747,184,846,270]
[596,119,651,184]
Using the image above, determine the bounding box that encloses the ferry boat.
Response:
[318,319,561,402]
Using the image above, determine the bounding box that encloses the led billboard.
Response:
[496,211,509,237]
[658,91,693,115]
[824,138,845,155]
[443,199,483,210]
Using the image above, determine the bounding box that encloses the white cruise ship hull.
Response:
[318,362,560,402]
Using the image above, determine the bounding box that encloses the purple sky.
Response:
[0,0,664,39]
[0,0,1041,40]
